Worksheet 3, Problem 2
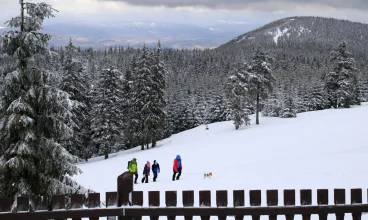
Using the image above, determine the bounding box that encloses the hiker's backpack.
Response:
[127,161,131,169]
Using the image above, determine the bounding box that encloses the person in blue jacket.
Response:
[151,160,160,182]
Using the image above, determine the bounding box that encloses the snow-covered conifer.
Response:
[0,1,81,208]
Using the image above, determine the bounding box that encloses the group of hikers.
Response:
[127,155,182,183]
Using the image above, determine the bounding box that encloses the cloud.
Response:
[98,0,368,11]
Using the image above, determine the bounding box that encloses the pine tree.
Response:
[145,41,167,148]
[0,1,81,208]
[226,62,251,129]
[324,42,359,108]
[90,66,124,159]
[248,47,275,124]
[131,45,153,150]
[60,39,91,161]
[262,93,282,117]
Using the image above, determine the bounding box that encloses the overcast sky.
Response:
[1,0,368,28]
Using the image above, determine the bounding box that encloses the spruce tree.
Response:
[146,41,166,148]
[324,42,359,108]
[226,62,251,129]
[248,47,275,125]
[90,66,124,159]
[60,39,91,161]
[0,1,81,208]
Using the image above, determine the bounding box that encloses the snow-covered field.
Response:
[74,103,368,220]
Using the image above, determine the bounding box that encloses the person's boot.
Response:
[141,178,144,183]
[176,176,180,180]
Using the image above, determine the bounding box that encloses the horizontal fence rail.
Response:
[0,188,367,220]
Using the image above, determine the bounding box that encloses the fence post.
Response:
[88,193,100,220]
[149,191,160,220]
[106,191,118,220]
[267,190,278,220]
[117,171,133,220]
[284,190,295,220]
[199,191,211,220]
[183,191,194,220]
[317,189,328,220]
[132,191,144,220]
[0,198,11,213]
[334,189,345,220]
[17,196,29,212]
[216,190,228,220]
[351,189,362,220]
[300,189,312,220]
[71,194,84,220]
[250,190,261,220]
[233,190,245,220]
[166,191,177,220]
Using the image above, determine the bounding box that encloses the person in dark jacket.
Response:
[141,161,150,183]
[172,155,182,181]
[151,160,160,182]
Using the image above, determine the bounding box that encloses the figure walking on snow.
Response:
[141,161,151,183]
[152,160,160,182]
[172,155,182,181]
[128,158,138,184]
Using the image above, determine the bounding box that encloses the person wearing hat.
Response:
[172,155,182,181]
[141,161,151,183]
[127,158,138,184]
[152,160,160,182]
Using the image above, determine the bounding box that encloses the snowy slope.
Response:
[74,103,368,220]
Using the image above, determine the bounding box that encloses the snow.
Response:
[0,26,5,29]
[74,103,368,220]
[270,28,289,45]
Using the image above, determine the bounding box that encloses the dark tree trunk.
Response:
[256,92,260,125]
[20,0,24,32]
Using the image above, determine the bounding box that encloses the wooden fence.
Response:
[0,172,367,220]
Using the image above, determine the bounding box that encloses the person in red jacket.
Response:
[172,155,182,181]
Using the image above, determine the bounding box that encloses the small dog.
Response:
[204,172,212,179]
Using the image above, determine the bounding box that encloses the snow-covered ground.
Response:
[74,103,368,220]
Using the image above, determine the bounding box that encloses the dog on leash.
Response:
[204,172,212,179]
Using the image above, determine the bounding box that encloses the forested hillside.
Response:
[1,16,368,162]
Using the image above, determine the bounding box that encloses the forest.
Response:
[0,1,367,208]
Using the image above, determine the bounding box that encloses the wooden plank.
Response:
[183,191,194,220]
[182,191,194,207]
[71,194,84,220]
[284,190,295,220]
[53,195,65,210]
[334,189,345,205]
[149,191,160,207]
[300,190,312,220]
[300,190,312,206]
[267,190,278,206]
[17,196,29,212]
[149,191,160,220]
[106,192,118,207]
[317,189,328,220]
[88,193,100,220]
[166,191,177,220]
[4,205,368,219]
[351,189,363,220]
[250,190,261,220]
[267,190,278,220]
[199,191,211,207]
[216,190,228,207]
[199,191,211,220]
[106,192,118,220]
[317,189,328,205]
[0,197,11,212]
[233,190,245,207]
[132,191,143,206]
[217,190,227,220]
[351,189,362,204]
[165,191,177,207]
[249,190,261,206]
